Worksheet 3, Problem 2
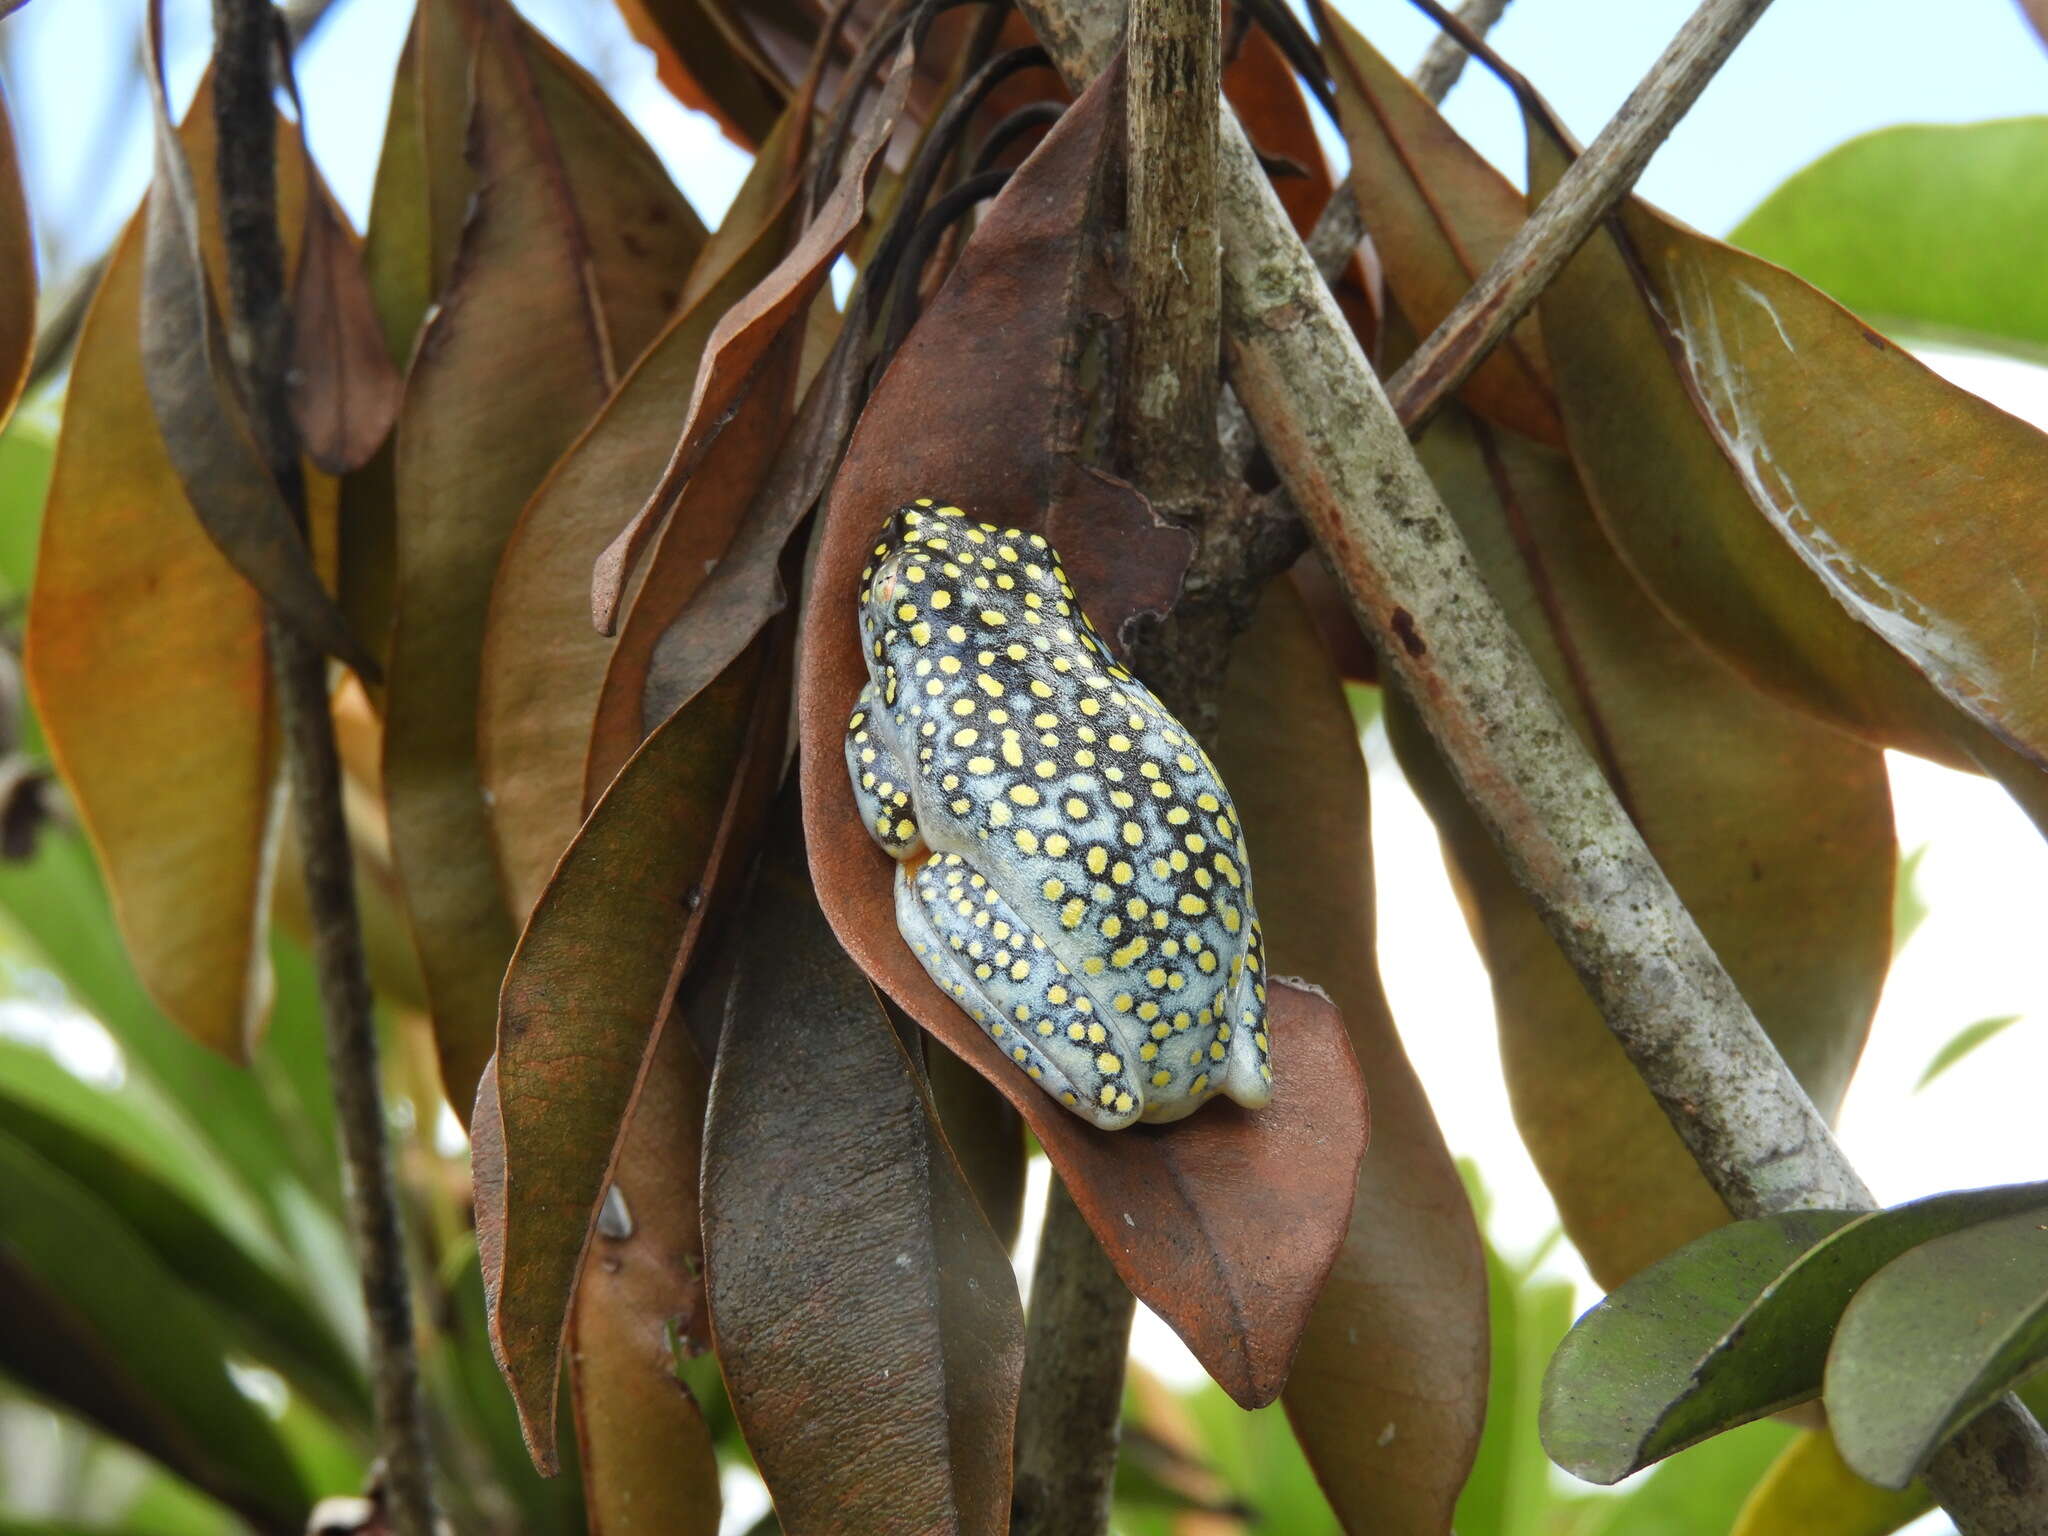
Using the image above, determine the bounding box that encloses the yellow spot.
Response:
[1179,894,1208,916]
[1038,1020,1056,1035]
[1197,792,1221,813]
[1015,829,1039,854]
[1087,1023,1108,1045]
[1215,853,1241,886]
[1152,1070,1172,1087]
[895,819,915,840]
[1099,1084,1118,1107]
[1121,821,1144,847]
[1085,846,1108,875]
[1061,898,1086,929]
[1165,806,1191,826]
[1210,1042,1227,1062]
[896,603,917,621]
[1010,960,1030,980]
[1112,862,1134,885]
[1068,1023,1087,1041]
[1074,748,1096,767]
[1191,1074,1209,1095]
[967,755,996,775]
[954,728,978,746]
[1146,967,1167,987]
[1082,956,1106,976]
[931,590,952,609]
[1141,1040,1161,1060]
[1198,950,1219,974]
[1002,738,1025,768]
[1108,733,1131,752]
[1096,1052,1121,1074]
[948,624,967,642]
[1008,784,1040,806]
[1029,679,1053,699]
[1034,760,1057,779]
[953,698,977,717]
[1114,1091,1134,1114]
[1223,907,1243,933]
[1172,1011,1192,1030]
[1079,696,1101,716]
[989,801,1012,827]
[1048,984,1069,1005]
[981,610,1006,626]
[1044,833,1071,857]
[909,621,931,644]
[1061,1092,1078,1106]
[976,673,1003,697]
[1043,878,1065,900]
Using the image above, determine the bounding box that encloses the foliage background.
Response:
[3,0,2048,1532]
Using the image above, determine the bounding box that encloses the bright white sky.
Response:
[5,3,2048,1532]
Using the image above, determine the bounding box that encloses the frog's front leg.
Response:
[846,680,923,858]
[896,852,1144,1131]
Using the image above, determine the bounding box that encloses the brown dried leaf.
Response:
[488,637,780,1467]
[1211,585,1485,1533]
[1318,8,1563,447]
[566,1018,721,1536]
[138,4,376,678]
[0,82,32,428]
[382,0,611,1118]
[799,61,1366,1408]
[25,83,322,1058]
[702,807,1024,1534]
[589,38,914,634]
[290,190,403,475]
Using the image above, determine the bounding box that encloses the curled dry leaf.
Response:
[25,84,327,1059]
[701,806,1024,1535]
[138,3,377,679]
[589,38,915,635]
[1525,101,2048,830]
[611,0,788,148]
[0,81,31,428]
[1212,584,1483,1533]
[488,634,784,1468]
[799,58,1368,1408]
[566,1017,722,1536]
[1387,408,1893,1288]
[290,189,404,476]
[1317,8,1562,447]
[382,0,610,1119]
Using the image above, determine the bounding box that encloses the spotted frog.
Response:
[845,499,1272,1130]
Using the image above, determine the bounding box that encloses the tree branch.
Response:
[1015,1,2048,1529]
[1383,0,1773,434]
[208,3,436,1531]
[1010,1177,1138,1536]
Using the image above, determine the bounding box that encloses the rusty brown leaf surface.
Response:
[612,0,791,148]
[589,39,914,635]
[702,808,1024,1535]
[1206,585,1484,1534]
[1390,408,1894,1287]
[138,5,376,679]
[479,143,800,915]
[290,189,403,476]
[1319,9,1562,447]
[566,1018,721,1536]
[800,60,1367,1409]
[382,0,612,1118]
[487,638,777,1468]
[24,86,325,1059]
[524,22,708,373]
[924,1032,1028,1251]
[1526,105,2048,827]
[0,82,31,428]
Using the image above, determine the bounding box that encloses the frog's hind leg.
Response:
[1218,922,1275,1111]
[895,855,1143,1130]
[847,681,923,857]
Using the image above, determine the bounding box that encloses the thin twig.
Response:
[1303,0,1514,287]
[1383,0,1773,434]
[1016,1,2048,1529]
[209,2,436,1531]
[1010,1177,1139,1536]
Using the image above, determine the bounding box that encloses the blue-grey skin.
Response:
[844,498,1271,1130]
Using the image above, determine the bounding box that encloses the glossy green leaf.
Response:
[1733,119,2048,361]
[1828,1204,2048,1487]
[700,810,1024,1535]
[1389,407,1894,1287]
[1916,1014,2022,1090]
[382,0,610,1118]
[1730,1429,1930,1536]
[0,1131,311,1532]
[1529,103,2048,831]
[1544,1183,2048,1484]
[1892,843,1930,959]
[1574,1419,1796,1536]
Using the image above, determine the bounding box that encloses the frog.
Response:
[844,498,1272,1130]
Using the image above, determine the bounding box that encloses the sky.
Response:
[4,2,2048,1531]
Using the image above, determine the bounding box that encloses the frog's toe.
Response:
[896,856,1143,1131]
[846,683,924,858]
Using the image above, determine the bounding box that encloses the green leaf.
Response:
[1828,1203,2048,1487]
[0,1130,312,1531]
[1892,844,1930,959]
[1576,1419,1796,1536]
[1543,1184,2048,1485]
[1731,1429,1930,1536]
[1732,119,2048,362]
[1916,1013,2022,1090]
[699,809,1024,1534]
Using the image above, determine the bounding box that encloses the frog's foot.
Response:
[895,856,1143,1131]
[846,681,923,858]
[1216,924,1274,1113]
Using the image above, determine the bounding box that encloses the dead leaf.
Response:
[382,0,611,1118]
[290,190,403,475]
[701,804,1024,1534]
[1210,584,1485,1533]
[0,81,33,428]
